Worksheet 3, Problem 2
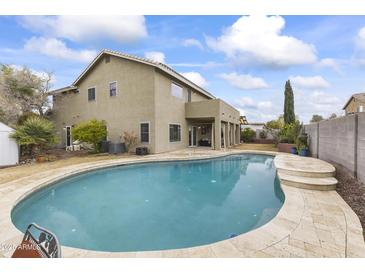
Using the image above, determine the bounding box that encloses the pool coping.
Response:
[0,149,364,258]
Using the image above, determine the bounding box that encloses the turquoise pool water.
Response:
[11,154,284,252]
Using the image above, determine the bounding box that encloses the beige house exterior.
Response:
[51,50,240,153]
[343,93,365,115]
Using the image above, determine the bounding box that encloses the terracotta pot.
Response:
[36,155,46,163]
[278,143,295,153]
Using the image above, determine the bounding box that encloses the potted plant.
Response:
[290,146,298,154]
[296,134,309,157]
[277,121,302,153]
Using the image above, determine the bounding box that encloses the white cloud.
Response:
[290,75,330,89]
[206,15,317,68]
[24,37,97,63]
[354,26,365,67]
[316,58,342,74]
[9,64,56,84]
[257,101,273,109]
[236,97,272,109]
[182,38,204,50]
[219,72,269,90]
[234,96,277,122]
[144,51,166,63]
[356,26,365,50]
[295,89,342,122]
[310,91,341,105]
[236,97,257,108]
[169,61,223,69]
[180,72,208,88]
[20,16,147,43]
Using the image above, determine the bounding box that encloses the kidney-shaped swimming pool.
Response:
[12,154,284,252]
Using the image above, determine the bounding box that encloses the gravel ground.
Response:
[334,163,365,239]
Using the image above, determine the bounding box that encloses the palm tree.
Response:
[10,116,58,157]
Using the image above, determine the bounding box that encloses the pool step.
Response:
[274,154,336,178]
[278,171,338,191]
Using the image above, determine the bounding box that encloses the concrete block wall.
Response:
[304,123,318,158]
[304,113,365,184]
[357,113,365,184]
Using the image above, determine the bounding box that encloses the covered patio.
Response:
[185,99,241,150]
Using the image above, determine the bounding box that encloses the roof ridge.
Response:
[66,49,215,99]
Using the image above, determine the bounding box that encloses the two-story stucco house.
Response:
[51,49,240,154]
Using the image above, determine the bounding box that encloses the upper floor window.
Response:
[88,87,96,101]
[171,83,183,99]
[169,124,181,142]
[110,81,117,97]
[140,122,150,143]
[358,105,364,112]
[187,89,192,102]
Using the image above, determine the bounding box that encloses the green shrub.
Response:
[72,119,107,153]
[279,120,302,144]
[296,134,308,151]
[122,131,138,153]
[265,117,284,145]
[259,130,267,139]
[17,112,40,125]
[241,128,256,142]
[10,116,58,156]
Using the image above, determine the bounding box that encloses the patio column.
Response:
[224,122,228,148]
[214,119,221,150]
[235,124,239,144]
[211,122,214,149]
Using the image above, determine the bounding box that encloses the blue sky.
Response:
[1,15,365,123]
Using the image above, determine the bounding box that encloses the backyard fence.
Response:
[304,112,365,184]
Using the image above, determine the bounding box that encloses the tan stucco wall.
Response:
[52,55,156,152]
[345,98,365,114]
[153,70,210,153]
[185,99,240,149]
[52,53,240,153]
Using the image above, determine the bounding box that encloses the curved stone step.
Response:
[278,171,338,191]
[274,154,335,178]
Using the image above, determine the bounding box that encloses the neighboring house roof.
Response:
[343,92,365,110]
[51,49,215,99]
[247,123,265,126]
[240,116,248,125]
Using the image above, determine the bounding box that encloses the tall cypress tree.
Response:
[283,80,295,124]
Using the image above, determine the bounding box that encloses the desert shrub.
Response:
[241,128,256,142]
[279,120,302,143]
[72,119,107,152]
[296,134,309,151]
[259,130,267,139]
[122,131,138,153]
[10,116,58,157]
[17,112,40,125]
[264,117,284,145]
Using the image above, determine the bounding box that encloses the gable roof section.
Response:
[343,93,365,109]
[52,49,215,99]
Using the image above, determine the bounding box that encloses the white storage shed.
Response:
[0,122,19,167]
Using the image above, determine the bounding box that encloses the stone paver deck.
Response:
[0,149,364,257]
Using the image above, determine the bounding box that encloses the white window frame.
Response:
[87,86,96,102]
[171,82,184,99]
[140,121,150,144]
[169,123,182,143]
[358,105,364,112]
[65,126,72,147]
[109,81,117,97]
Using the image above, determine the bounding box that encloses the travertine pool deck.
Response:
[1,149,365,258]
